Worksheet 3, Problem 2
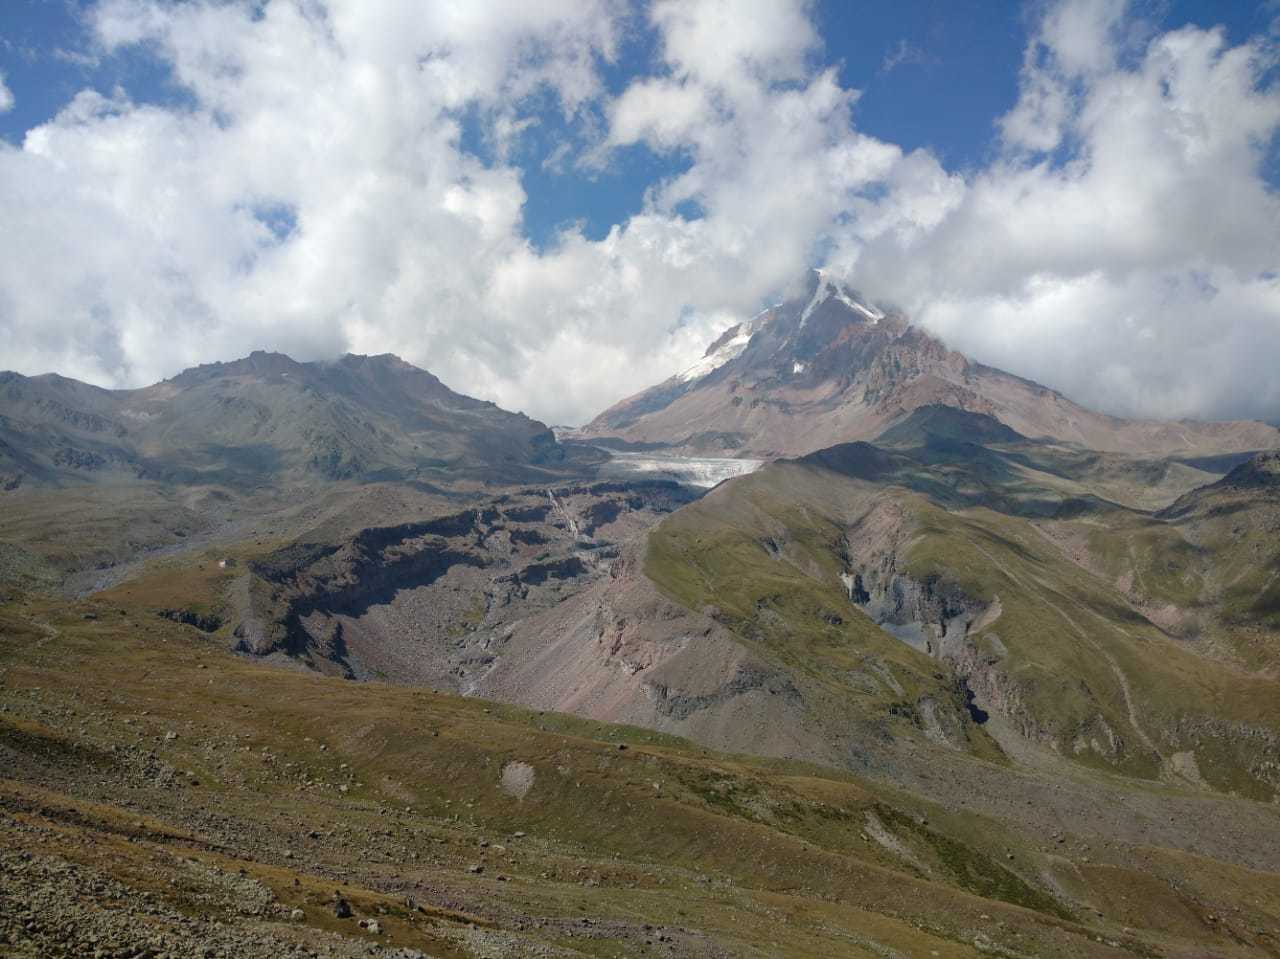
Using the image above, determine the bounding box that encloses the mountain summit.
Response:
[0,351,559,489]
[581,269,1279,458]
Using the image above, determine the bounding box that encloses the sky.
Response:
[0,0,1278,427]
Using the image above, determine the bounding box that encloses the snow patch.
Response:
[675,307,775,384]
[797,274,829,329]
[835,289,883,323]
[677,329,752,382]
[799,269,884,328]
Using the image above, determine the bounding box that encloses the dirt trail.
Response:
[32,619,61,650]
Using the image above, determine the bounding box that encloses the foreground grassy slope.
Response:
[5,558,1280,957]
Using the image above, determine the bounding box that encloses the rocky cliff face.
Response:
[828,498,1048,752]
[580,270,1280,459]
[836,504,1068,755]
[229,480,701,685]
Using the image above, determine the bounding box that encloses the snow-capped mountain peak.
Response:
[672,270,884,386]
[799,268,884,329]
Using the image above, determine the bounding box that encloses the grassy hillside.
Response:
[644,436,1280,800]
[5,566,1280,957]
[5,406,1280,956]
[644,464,1008,765]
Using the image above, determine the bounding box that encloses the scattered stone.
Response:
[500,761,535,800]
[333,893,352,919]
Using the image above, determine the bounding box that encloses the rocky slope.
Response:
[225,480,701,687]
[580,269,1280,459]
[0,351,561,490]
[175,464,999,771]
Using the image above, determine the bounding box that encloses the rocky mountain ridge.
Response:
[0,351,561,490]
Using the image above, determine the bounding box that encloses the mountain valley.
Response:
[4,281,1280,958]
[7,0,1280,955]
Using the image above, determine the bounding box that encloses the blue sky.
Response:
[0,0,1277,425]
[5,0,1273,249]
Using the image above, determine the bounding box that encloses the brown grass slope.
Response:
[4,576,1280,958]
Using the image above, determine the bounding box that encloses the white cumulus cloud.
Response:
[837,0,1280,424]
[0,0,1277,429]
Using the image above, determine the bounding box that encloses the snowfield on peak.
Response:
[674,272,883,386]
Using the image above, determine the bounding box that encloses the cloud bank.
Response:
[0,0,1277,426]
[834,0,1280,425]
